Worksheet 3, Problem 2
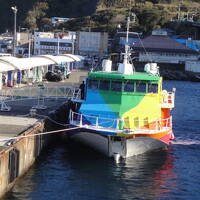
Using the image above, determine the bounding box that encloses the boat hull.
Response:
[69,128,171,158]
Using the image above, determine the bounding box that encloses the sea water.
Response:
[3,80,200,200]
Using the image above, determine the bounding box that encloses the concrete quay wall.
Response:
[0,121,45,198]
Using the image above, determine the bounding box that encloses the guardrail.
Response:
[70,110,172,132]
[0,86,81,111]
[0,86,81,101]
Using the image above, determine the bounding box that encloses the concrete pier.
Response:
[0,70,88,198]
[0,98,65,197]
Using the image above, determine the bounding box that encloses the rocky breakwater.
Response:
[160,70,200,82]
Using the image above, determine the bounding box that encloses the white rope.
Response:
[35,114,69,127]
[15,113,69,127]
[0,126,80,142]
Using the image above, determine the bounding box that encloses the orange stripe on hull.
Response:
[127,129,172,141]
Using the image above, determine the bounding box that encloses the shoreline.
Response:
[160,70,200,82]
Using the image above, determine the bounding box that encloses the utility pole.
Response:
[28,31,31,57]
[11,6,17,56]
[57,34,60,55]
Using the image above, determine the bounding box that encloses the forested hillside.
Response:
[1,0,200,35]
[0,0,98,32]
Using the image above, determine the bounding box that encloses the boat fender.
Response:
[113,153,121,163]
[162,90,168,104]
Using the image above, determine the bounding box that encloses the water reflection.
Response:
[109,149,176,200]
[3,142,177,200]
[63,142,177,200]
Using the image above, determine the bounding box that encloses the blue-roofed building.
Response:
[171,35,200,52]
[132,29,199,70]
[112,32,141,53]
[51,17,70,27]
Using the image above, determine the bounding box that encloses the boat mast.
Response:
[118,11,135,75]
[124,15,130,65]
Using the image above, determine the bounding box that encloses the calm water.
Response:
[3,81,200,200]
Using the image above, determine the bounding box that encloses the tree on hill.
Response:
[24,2,49,31]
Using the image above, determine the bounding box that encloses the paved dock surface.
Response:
[0,98,66,147]
[0,70,88,148]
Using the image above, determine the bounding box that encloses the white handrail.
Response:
[70,110,172,131]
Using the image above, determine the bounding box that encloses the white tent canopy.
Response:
[61,54,84,62]
[0,54,83,73]
[0,56,54,71]
[0,57,19,70]
[0,62,15,72]
[20,57,55,69]
[39,55,74,64]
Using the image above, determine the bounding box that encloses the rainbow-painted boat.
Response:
[69,64,175,160]
[69,17,175,161]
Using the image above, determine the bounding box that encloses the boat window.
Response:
[99,80,110,90]
[124,81,134,92]
[111,81,122,92]
[148,83,158,93]
[135,82,146,93]
[88,79,98,90]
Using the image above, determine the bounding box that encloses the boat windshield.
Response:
[111,81,122,92]
[124,81,134,92]
[88,79,98,90]
[136,81,146,93]
[88,78,158,94]
[148,83,158,93]
[99,80,110,90]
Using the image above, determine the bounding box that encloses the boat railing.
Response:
[161,89,175,108]
[0,86,81,101]
[71,88,81,100]
[70,110,172,132]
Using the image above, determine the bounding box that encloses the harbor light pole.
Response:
[11,6,17,56]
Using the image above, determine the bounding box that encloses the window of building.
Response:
[148,83,158,93]
[124,81,134,92]
[60,43,72,47]
[111,81,122,92]
[136,81,146,93]
[40,41,71,47]
[99,80,110,90]
[88,79,98,90]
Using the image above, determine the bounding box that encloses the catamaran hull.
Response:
[69,129,171,158]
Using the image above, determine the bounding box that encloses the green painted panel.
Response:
[89,71,160,81]
[100,91,145,117]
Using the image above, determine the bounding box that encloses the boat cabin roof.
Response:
[88,71,161,82]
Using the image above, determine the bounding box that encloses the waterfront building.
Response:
[133,30,199,70]
[112,32,141,53]
[51,17,70,27]
[34,31,76,55]
[0,33,13,54]
[76,31,108,56]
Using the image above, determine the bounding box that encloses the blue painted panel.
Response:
[17,71,21,84]
[80,89,119,128]
[7,71,12,87]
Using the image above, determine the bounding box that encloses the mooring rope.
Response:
[0,126,80,142]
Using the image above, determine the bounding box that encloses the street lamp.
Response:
[11,6,17,56]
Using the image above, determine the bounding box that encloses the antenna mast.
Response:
[118,1,135,75]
